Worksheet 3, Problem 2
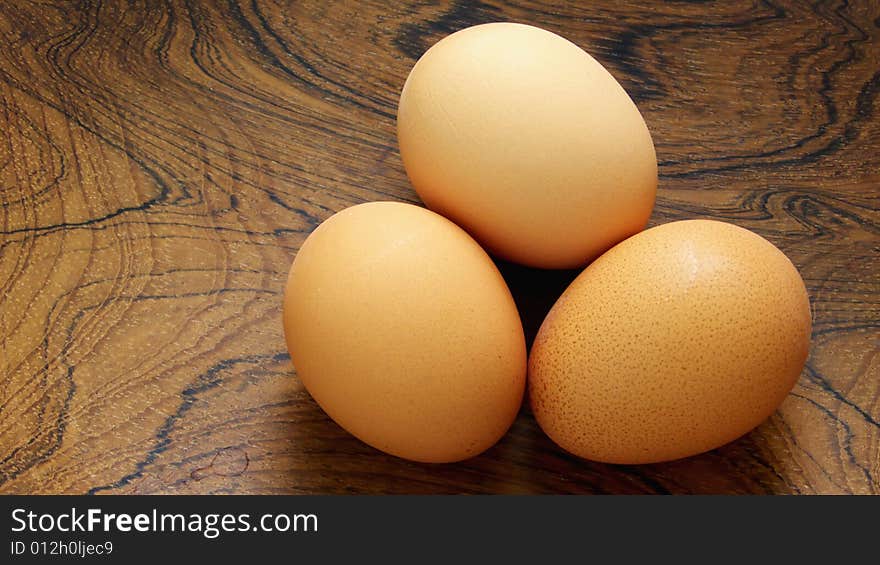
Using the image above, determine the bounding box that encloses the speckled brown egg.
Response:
[283,202,526,463]
[528,219,812,464]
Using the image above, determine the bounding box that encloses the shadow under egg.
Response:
[493,259,581,351]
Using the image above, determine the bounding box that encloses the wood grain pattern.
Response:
[0,0,877,494]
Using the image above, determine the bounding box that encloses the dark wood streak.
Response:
[0,0,877,494]
[86,352,288,495]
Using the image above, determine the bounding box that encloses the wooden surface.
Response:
[1,0,878,495]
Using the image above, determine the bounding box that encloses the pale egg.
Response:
[283,202,526,463]
[397,22,657,269]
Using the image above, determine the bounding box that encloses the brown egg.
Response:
[283,202,526,463]
[397,22,657,269]
[529,220,812,464]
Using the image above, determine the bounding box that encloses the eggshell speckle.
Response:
[528,220,812,464]
[283,202,526,463]
[397,22,657,269]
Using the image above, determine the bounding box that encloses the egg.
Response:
[282,202,526,463]
[397,22,657,269]
[528,220,812,464]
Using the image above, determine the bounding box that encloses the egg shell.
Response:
[528,219,812,464]
[397,22,657,269]
[283,202,526,463]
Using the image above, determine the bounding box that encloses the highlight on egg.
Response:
[397,22,657,269]
[282,202,527,463]
[528,220,812,464]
